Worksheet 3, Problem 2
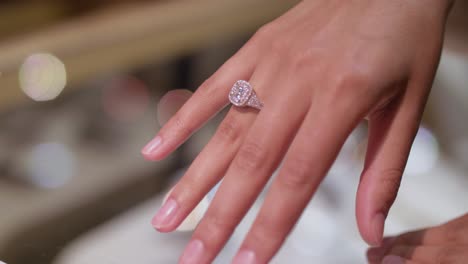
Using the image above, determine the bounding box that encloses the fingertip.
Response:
[151,198,179,231]
[356,210,384,247]
[141,151,164,161]
[355,178,378,246]
[151,215,179,233]
[371,212,386,246]
[355,172,389,246]
[152,224,175,233]
[141,136,166,160]
[151,215,169,232]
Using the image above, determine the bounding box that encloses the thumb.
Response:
[356,91,424,246]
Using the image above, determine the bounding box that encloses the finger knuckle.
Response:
[376,168,403,212]
[172,114,195,138]
[197,75,218,96]
[215,114,242,144]
[253,22,275,42]
[249,217,281,246]
[279,156,312,189]
[197,212,234,244]
[327,65,375,104]
[248,23,275,51]
[269,38,290,57]
[289,50,319,75]
[235,141,266,171]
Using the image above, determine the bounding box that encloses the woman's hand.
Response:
[142,1,453,263]
[368,213,468,264]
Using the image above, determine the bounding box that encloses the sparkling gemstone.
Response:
[229,80,252,106]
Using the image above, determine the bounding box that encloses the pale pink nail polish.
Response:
[232,249,258,264]
[152,198,178,229]
[180,240,204,264]
[382,255,405,264]
[142,136,162,155]
[371,213,385,246]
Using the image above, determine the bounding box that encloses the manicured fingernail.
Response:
[382,255,405,264]
[152,198,178,229]
[367,237,396,262]
[180,240,204,264]
[142,136,162,155]
[232,249,258,264]
[371,213,385,246]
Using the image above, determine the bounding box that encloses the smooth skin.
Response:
[142,1,454,263]
[367,213,468,264]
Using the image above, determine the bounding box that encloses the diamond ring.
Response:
[229,80,264,110]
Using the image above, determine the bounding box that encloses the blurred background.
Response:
[0,1,467,263]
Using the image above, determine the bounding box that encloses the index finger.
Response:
[142,43,258,160]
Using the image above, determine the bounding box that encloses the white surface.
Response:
[53,156,468,264]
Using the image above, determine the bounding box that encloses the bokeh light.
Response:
[24,142,76,189]
[405,127,440,175]
[19,53,67,101]
[102,76,150,122]
[157,89,192,126]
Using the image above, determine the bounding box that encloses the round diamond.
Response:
[229,80,252,106]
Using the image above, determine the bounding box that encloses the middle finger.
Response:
[180,77,310,264]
